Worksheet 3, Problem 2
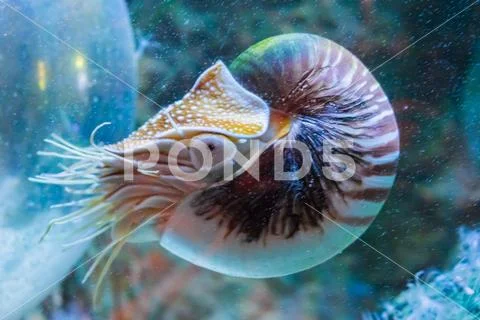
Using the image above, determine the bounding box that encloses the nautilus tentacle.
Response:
[159,34,399,277]
[32,33,399,292]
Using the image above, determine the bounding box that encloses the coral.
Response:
[365,228,480,320]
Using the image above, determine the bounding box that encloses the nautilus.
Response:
[32,33,399,300]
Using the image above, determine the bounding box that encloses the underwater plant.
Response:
[32,33,399,304]
[365,227,480,320]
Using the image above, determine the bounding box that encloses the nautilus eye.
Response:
[32,33,399,296]
[188,134,237,172]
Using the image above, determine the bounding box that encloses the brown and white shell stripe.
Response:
[302,37,400,226]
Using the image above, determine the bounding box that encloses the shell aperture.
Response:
[32,33,399,294]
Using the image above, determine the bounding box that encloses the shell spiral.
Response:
[160,33,400,277]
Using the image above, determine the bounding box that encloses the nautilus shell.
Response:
[33,33,399,297]
[161,34,400,277]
